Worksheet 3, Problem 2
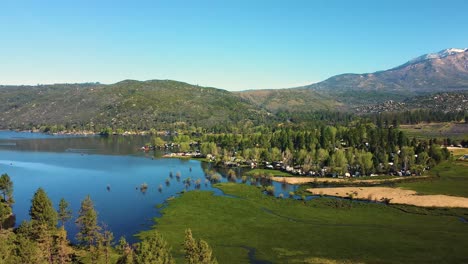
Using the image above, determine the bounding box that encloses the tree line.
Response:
[9,108,466,136]
[156,122,452,176]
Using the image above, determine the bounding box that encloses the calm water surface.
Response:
[0,131,297,243]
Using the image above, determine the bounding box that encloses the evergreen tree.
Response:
[53,226,73,264]
[116,237,135,264]
[0,173,14,206]
[135,232,174,264]
[0,230,17,263]
[184,229,197,264]
[58,198,72,227]
[117,236,129,254]
[28,188,59,263]
[184,229,217,264]
[14,234,43,264]
[0,201,12,230]
[100,225,114,264]
[196,240,217,264]
[75,195,100,247]
[29,188,58,229]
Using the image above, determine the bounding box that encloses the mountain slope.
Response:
[0,80,269,130]
[306,48,468,93]
[237,88,344,112]
[240,48,468,110]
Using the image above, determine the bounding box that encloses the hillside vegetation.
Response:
[0,80,269,131]
[237,88,344,112]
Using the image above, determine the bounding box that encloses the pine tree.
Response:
[117,236,129,255]
[184,229,197,264]
[53,226,73,264]
[0,173,14,206]
[0,230,17,263]
[100,225,114,264]
[58,198,72,227]
[197,240,217,264]
[29,188,58,229]
[14,231,43,264]
[0,201,12,230]
[75,195,100,247]
[135,232,174,264]
[116,237,135,264]
[35,224,55,263]
[184,229,217,264]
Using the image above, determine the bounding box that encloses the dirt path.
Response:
[307,187,468,208]
[272,176,427,185]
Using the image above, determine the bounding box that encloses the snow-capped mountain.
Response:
[303,48,468,94]
[407,48,468,64]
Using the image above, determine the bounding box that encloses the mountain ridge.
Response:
[303,47,468,93]
[0,48,467,129]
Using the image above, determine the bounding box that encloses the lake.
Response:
[0,131,297,243]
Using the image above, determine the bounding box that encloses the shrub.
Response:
[265,186,275,196]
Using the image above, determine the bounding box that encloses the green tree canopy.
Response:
[184,229,217,264]
[0,173,14,206]
[29,188,58,229]
[76,195,100,247]
[135,232,174,264]
[58,198,72,227]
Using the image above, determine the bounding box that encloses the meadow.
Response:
[141,182,468,263]
[398,159,468,197]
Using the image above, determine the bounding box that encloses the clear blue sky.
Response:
[1,0,467,91]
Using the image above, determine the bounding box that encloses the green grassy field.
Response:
[246,168,294,177]
[140,183,468,264]
[398,160,468,197]
[399,122,468,140]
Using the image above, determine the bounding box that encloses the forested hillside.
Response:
[0,80,269,131]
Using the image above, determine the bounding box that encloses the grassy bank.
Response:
[140,183,468,264]
[397,160,468,197]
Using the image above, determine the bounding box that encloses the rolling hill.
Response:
[0,80,269,131]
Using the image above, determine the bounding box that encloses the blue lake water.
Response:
[0,131,297,243]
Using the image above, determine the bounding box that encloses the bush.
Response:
[265,186,275,196]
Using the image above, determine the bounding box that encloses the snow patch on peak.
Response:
[408,48,468,64]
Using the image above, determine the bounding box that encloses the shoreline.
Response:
[2,129,155,136]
